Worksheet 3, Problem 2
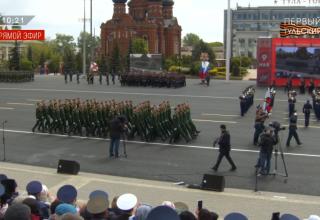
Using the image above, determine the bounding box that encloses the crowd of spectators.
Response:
[0,174,319,220]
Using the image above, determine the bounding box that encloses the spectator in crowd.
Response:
[134,205,152,220]
[197,209,219,220]
[26,180,50,219]
[0,183,8,220]
[55,203,78,220]
[115,193,138,220]
[61,213,84,220]
[179,211,197,220]
[86,195,109,220]
[145,205,179,220]
[4,203,32,220]
[22,198,42,220]
[57,185,78,205]
[40,184,53,206]
[50,200,64,220]
[1,178,18,205]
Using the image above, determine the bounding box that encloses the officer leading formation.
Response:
[32,99,199,144]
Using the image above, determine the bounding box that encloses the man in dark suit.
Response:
[212,124,237,172]
[109,116,126,158]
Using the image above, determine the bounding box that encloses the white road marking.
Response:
[283,118,318,122]
[193,119,238,124]
[0,107,14,110]
[1,128,320,159]
[273,196,287,200]
[7,102,34,106]
[282,124,320,129]
[26,99,42,102]
[202,113,238,117]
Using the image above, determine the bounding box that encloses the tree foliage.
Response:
[192,40,215,63]
[9,41,20,70]
[183,33,201,47]
[131,38,148,54]
[111,43,121,74]
[208,42,223,47]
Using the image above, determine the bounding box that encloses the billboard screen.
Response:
[130,54,162,71]
[275,46,320,79]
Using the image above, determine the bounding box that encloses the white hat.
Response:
[116,193,138,211]
[305,215,320,220]
[161,201,175,209]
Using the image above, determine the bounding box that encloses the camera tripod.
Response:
[120,133,128,158]
[270,131,288,178]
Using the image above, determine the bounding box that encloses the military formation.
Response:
[120,70,186,88]
[239,86,255,116]
[32,99,199,143]
[311,88,320,120]
[0,71,34,83]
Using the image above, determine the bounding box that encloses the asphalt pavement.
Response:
[0,75,320,196]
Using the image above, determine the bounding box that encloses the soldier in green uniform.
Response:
[32,102,45,132]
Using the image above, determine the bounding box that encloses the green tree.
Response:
[20,58,33,71]
[9,41,20,70]
[192,40,215,63]
[63,47,75,73]
[183,33,201,47]
[27,45,33,62]
[77,32,100,65]
[39,52,46,68]
[208,42,223,47]
[97,55,108,74]
[52,34,76,54]
[75,52,83,73]
[47,54,60,73]
[132,38,148,54]
[126,39,133,71]
[111,43,121,74]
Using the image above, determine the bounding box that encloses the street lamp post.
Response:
[226,0,231,81]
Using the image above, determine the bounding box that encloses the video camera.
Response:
[269,121,286,133]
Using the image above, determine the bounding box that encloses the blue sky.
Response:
[1,0,319,42]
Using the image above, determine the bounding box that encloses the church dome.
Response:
[112,0,128,3]
[163,0,174,6]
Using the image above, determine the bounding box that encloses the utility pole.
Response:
[226,0,231,81]
[83,0,86,76]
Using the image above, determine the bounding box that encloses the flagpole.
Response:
[226,0,231,81]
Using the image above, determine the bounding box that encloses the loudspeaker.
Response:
[57,160,80,175]
[201,174,225,192]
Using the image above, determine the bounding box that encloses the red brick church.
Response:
[100,0,182,58]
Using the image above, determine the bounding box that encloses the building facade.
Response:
[100,0,181,59]
[224,6,320,59]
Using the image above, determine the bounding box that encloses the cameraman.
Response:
[109,115,127,158]
[253,106,268,146]
[256,128,277,175]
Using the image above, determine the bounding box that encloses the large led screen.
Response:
[275,46,320,79]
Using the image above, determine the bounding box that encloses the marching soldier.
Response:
[299,78,305,94]
[286,111,302,147]
[303,100,313,127]
[32,102,45,133]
